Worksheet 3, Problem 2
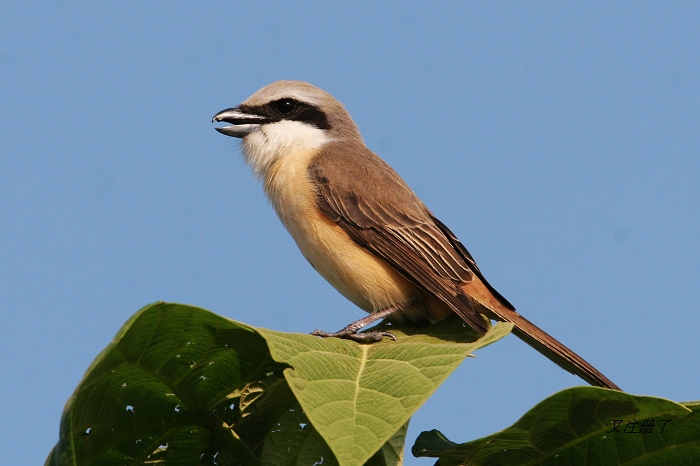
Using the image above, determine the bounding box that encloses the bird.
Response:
[212,80,620,390]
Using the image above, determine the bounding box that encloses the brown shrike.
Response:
[213,80,620,390]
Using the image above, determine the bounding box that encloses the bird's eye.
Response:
[274,99,297,115]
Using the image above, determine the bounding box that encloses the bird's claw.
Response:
[311,329,396,343]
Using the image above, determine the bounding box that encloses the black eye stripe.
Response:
[238,100,331,130]
[289,103,331,130]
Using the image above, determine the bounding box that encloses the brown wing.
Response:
[430,215,515,311]
[309,141,491,333]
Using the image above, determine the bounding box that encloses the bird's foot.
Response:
[310,305,404,343]
[310,328,396,343]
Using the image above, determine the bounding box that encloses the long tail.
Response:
[461,278,621,391]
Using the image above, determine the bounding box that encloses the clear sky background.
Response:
[2,2,699,464]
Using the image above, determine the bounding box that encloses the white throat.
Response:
[241,120,331,179]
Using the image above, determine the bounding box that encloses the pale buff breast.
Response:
[262,148,421,315]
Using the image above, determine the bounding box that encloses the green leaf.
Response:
[412,386,700,466]
[46,302,276,466]
[365,421,410,466]
[258,317,513,466]
[45,303,511,466]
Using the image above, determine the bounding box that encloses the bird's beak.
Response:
[212,107,270,138]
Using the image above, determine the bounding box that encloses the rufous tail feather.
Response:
[461,278,621,391]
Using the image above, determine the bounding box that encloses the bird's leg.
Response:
[311,304,404,343]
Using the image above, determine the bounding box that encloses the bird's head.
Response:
[213,81,361,177]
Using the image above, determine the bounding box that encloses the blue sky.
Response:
[1,2,699,464]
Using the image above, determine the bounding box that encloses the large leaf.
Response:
[46,303,509,465]
[258,317,512,466]
[46,302,278,466]
[412,386,700,465]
